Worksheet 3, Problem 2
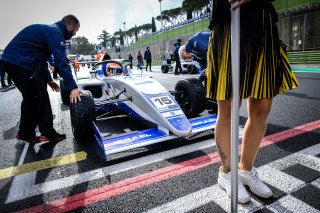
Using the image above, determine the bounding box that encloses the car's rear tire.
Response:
[60,79,70,105]
[187,64,197,74]
[161,65,169,73]
[174,78,206,117]
[70,90,96,142]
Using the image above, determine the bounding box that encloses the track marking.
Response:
[18,143,29,165]
[267,195,319,213]
[291,67,320,73]
[145,143,320,213]
[6,139,216,204]
[18,120,320,212]
[0,151,87,180]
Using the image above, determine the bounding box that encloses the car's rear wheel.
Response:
[70,90,96,142]
[161,65,169,73]
[60,79,70,105]
[174,78,206,117]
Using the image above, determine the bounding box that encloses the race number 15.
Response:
[151,96,176,109]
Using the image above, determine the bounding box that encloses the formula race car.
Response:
[161,59,201,74]
[60,59,217,160]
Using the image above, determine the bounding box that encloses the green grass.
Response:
[127,19,209,50]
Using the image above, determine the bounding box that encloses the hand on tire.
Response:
[70,88,82,104]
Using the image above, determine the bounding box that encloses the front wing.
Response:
[93,114,217,160]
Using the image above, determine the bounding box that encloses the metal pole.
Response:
[124,22,126,48]
[159,0,164,57]
[231,5,240,213]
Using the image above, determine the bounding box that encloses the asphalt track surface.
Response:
[0,67,319,212]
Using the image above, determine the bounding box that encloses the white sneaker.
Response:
[239,167,273,198]
[218,168,251,204]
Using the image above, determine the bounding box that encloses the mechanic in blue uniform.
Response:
[0,15,82,143]
[128,53,133,69]
[144,47,152,71]
[173,38,182,75]
[178,31,210,82]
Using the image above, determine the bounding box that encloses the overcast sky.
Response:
[0,0,183,49]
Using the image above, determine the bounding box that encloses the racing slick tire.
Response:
[60,79,70,105]
[187,64,197,74]
[174,78,206,117]
[70,90,96,142]
[161,65,169,73]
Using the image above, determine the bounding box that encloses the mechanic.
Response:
[165,49,172,65]
[178,31,210,82]
[74,55,81,72]
[128,53,133,69]
[144,47,152,71]
[137,51,143,69]
[173,38,182,75]
[0,14,82,143]
[102,52,111,61]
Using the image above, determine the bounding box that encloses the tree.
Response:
[70,36,95,55]
[114,29,124,46]
[97,30,111,48]
[182,0,209,20]
[151,17,157,32]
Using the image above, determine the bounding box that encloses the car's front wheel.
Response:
[70,90,96,142]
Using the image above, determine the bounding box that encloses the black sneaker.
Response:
[40,132,66,142]
[16,133,41,143]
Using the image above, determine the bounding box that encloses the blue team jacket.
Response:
[185,31,210,70]
[1,21,77,90]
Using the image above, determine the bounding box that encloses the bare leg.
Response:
[215,100,232,174]
[239,98,273,171]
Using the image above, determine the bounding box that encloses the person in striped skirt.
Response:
[207,0,299,204]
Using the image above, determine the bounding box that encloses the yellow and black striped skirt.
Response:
[206,10,299,100]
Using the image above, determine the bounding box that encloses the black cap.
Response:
[177,38,181,43]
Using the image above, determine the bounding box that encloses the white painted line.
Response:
[5,172,37,204]
[144,185,262,213]
[311,178,320,188]
[266,143,320,172]
[267,195,320,213]
[257,165,305,194]
[18,143,29,165]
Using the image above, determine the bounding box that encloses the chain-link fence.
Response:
[273,0,319,13]
[278,5,320,51]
